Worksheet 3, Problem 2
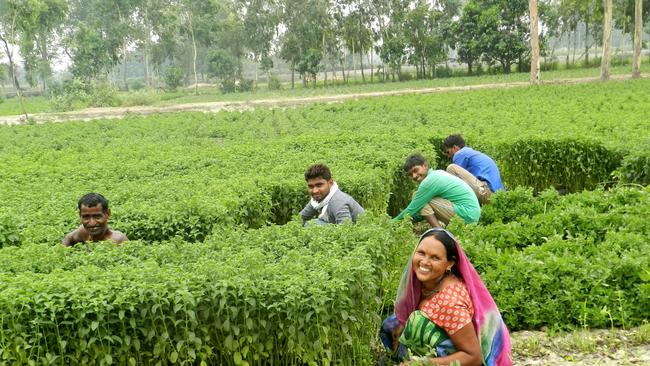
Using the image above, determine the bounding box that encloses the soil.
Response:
[1,74,646,126]
[511,328,650,365]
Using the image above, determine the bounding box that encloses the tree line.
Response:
[0,0,648,94]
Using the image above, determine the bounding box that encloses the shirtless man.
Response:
[62,193,128,247]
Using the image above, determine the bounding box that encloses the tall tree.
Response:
[377,0,408,80]
[453,0,483,74]
[0,0,28,118]
[478,0,530,73]
[632,0,643,77]
[600,0,612,80]
[14,0,67,92]
[239,0,280,84]
[530,0,540,82]
[65,0,133,81]
[280,0,329,87]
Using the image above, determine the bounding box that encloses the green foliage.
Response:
[49,78,120,111]
[0,218,413,365]
[495,138,623,192]
[0,214,22,248]
[164,66,185,91]
[617,152,650,185]
[449,187,650,330]
[267,74,282,90]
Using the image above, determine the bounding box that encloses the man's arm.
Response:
[299,202,317,223]
[393,177,440,221]
[332,202,353,224]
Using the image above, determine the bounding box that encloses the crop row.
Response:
[0,218,412,366]
[447,186,650,330]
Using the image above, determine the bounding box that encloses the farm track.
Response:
[511,328,650,365]
[1,73,647,125]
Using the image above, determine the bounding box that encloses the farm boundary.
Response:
[1,73,647,126]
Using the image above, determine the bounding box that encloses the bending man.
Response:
[393,154,480,228]
[443,134,505,204]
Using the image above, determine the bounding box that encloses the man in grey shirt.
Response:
[299,164,364,225]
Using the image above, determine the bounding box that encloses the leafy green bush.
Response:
[495,138,623,192]
[267,74,282,90]
[164,66,185,91]
[0,215,21,248]
[86,80,121,108]
[237,79,255,93]
[617,152,650,185]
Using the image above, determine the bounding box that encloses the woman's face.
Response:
[412,236,454,289]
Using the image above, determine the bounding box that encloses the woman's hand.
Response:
[391,323,405,352]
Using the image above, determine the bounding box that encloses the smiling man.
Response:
[62,193,128,247]
[393,154,480,228]
[299,164,364,225]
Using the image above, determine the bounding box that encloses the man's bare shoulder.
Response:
[110,230,129,245]
[62,226,87,247]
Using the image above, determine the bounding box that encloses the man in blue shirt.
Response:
[442,134,505,205]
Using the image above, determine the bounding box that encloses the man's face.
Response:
[445,146,460,159]
[80,204,110,239]
[307,177,334,202]
[408,164,429,183]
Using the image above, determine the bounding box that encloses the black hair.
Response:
[78,192,109,212]
[443,134,466,150]
[304,164,332,181]
[403,153,427,172]
[419,229,462,278]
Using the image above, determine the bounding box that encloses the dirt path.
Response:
[1,74,647,126]
[511,327,650,365]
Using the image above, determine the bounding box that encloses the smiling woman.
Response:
[380,228,512,366]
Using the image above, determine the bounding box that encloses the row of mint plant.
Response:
[0,218,413,365]
[446,186,650,330]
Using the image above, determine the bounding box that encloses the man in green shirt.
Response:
[393,154,481,227]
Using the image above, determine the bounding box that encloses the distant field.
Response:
[1,63,649,116]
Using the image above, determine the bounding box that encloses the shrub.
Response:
[86,80,120,107]
[617,152,650,185]
[495,138,623,193]
[164,66,184,91]
[267,74,282,90]
[237,79,255,93]
[220,80,237,94]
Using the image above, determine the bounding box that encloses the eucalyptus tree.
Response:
[530,0,540,83]
[632,0,643,77]
[600,0,612,80]
[453,0,483,74]
[404,0,447,78]
[477,0,530,73]
[65,0,133,81]
[0,0,29,118]
[280,0,330,87]
[377,0,408,80]
[11,0,67,92]
[239,0,280,84]
[0,0,24,94]
[338,0,374,82]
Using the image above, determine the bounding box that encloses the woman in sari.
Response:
[380,228,511,366]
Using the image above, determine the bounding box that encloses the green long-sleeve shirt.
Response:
[393,169,480,224]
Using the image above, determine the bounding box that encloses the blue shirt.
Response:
[452,147,505,192]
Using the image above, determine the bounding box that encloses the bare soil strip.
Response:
[1,74,646,126]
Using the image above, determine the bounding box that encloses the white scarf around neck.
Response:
[310,182,339,221]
